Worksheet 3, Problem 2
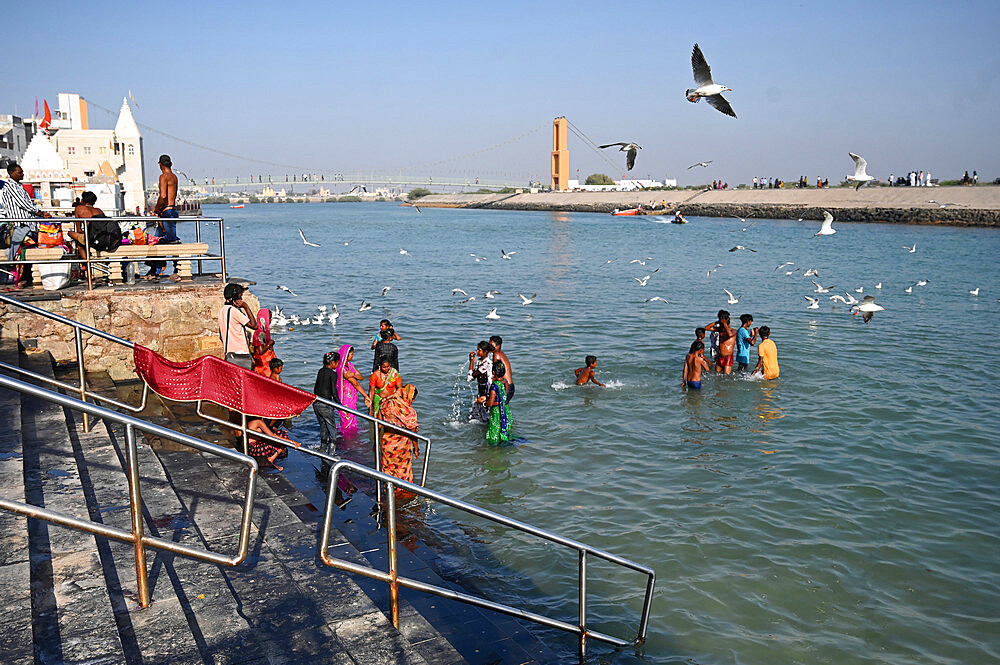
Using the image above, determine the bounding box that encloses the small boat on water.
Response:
[672,212,687,224]
[611,208,640,216]
[230,204,245,209]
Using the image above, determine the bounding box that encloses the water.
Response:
[205,203,1000,664]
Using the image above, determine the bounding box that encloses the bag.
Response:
[38,221,65,248]
[90,217,123,252]
[0,222,11,250]
[40,260,72,291]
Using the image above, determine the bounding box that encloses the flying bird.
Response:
[784,267,801,276]
[687,161,713,169]
[603,258,616,266]
[451,288,468,296]
[328,304,339,325]
[501,249,516,260]
[484,290,501,299]
[812,281,834,294]
[485,308,501,321]
[804,296,820,309]
[851,295,885,323]
[928,200,959,208]
[518,293,536,306]
[645,296,669,303]
[723,289,740,304]
[707,263,724,277]
[633,275,652,287]
[359,300,372,312]
[461,296,476,303]
[829,294,850,305]
[629,258,653,265]
[298,229,321,247]
[686,43,737,118]
[470,254,487,262]
[276,285,298,296]
[399,248,410,256]
[915,279,928,287]
[381,286,392,297]
[774,262,795,272]
[847,153,875,191]
[815,211,836,236]
[342,239,353,246]
[903,243,916,253]
[803,268,819,278]
[729,245,756,252]
[598,142,642,170]
[855,287,864,294]
[412,203,422,213]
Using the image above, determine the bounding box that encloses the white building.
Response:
[0,115,32,164]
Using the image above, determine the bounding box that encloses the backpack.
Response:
[89,214,123,252]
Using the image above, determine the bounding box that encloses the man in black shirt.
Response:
[313,351,340,459]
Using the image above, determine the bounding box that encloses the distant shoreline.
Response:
[412,186,1000,227]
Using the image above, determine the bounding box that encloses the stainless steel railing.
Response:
[0,370,258,608]
[0,216,226,289]
[320,460,656,660]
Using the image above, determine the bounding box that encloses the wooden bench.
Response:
[94,243,210,283]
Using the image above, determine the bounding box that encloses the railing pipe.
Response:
[386,480,399,628]
[125,423,150,607]
[0,360,149,414]
[579,550,588,659]
[219,220,227,282]
[74,327,90,432]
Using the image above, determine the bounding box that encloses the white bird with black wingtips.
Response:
[847,153,875,191]
[485,308,500,321]
[277,285,298,296]
[851,295,885,323]
[298,229,321,247]
[686,43,737,118]
[724,289,740,304]
[815,211,836,236]
[518,293,536,306]
[804,296,820,309]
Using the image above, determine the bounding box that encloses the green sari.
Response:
[486,380,512,445]
[371,367,399,416]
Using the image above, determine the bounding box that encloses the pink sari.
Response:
[336,343,361,435]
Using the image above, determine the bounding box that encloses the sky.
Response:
[6,0,1000,187]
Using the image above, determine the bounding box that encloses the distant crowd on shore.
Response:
[887,170,934,187]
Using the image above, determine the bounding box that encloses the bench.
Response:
[23,243,210,287]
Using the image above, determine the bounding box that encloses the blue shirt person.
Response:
[734,314,758,371]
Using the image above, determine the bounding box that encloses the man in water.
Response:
[753,326,779,379]
[574,355,605,387]
[683,341,711,390]
[705,310,736,374]
[148,154,180,280]
[489,335,515,401]
[467,340,493,422]
[734,314,758,372]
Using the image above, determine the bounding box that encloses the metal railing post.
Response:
[241,412,248,455]
[74,328,90,432]
[84,218,93,291]
[374,421,382,507]
[195,220,202,276]
[579,550,588,660]
[125,423,150,607]
[386,480,399,628]
[219,221,227,282]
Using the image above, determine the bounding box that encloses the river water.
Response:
[204,202,999,664]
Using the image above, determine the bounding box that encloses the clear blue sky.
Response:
[7,0,999,185]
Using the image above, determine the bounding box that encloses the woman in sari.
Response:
[336,344,370,436]
[369,359,402,417]
[485,360,512,445]
[378,384,419,489]
[251,309,276,377]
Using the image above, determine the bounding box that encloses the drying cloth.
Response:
[133,345,315,418]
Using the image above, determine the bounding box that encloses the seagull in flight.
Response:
[803,268,819,278]
[645,296,669,303]
[603,258,616,266]
[484,290,501,299]
[381,286,392,297]
[501,249,517,260]
[342,239,353,246]
[276,285,298,296]
[729,245,756,252]
[707,263,723,277]
[687,160,713,169]
[470,254,487,262]
[629,258,653,265]
[851,295,885,323]
[804,296,820,310]
[686,43,737,118]
[359,300,372,312]
[928,200,959,208]
[518,293,536,306]
[298,229,321,247]
[633,275,652,287]
[460,296,476,303]
[329,304,339,325]
[829,294,849,305]
[451,288,468,296]
[412,203,422,213]
[774,262,795,272]
[903,243,916,253]
[784,267,801,276]
[399,248,410,256]
[847,153,875,191]
[815,211,836,236]
[723,289,740,304]
[812,281,834,294]
[598,142,642,170]
[485,308,501,321]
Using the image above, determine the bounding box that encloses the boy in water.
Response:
[683,341,712,390]
[705,310,736,374]
[753,326,780,379]
[574,355,606,387]
[734,314,758,372]
[489,335,514,401]
[268,358,284,382]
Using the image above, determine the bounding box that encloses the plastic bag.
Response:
[40,261,72,291]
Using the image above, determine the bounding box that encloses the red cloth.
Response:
[133,345,315,418]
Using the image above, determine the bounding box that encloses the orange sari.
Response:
[379,384,418,484]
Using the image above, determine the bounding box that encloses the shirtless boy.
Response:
[574,355,605,387]
[705,310,736,374]
[683,341,712,390]
[489,336,515,400]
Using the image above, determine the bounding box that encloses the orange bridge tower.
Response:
[551,117,569,191]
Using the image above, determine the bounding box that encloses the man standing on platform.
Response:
[147,154,180,280]
[1,163,51,286]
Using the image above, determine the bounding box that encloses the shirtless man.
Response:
[704,309,736,374]
[66,191,105,261]
[683,340,712,390]
[148,154,179,280]
[489,335,515,401]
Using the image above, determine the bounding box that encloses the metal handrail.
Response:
[0,371,258,608]
[320,460,656,660]
[0,215,226,288]
[0,292,431,483]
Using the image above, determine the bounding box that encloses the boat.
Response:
[672,213,687,224]
[611,208,640,216]
[230,204,245,209]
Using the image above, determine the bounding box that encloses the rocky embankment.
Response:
[413,186,1000,226]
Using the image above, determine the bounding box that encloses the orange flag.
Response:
[40,99,52,129]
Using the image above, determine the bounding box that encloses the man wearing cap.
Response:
[146,154,180,279]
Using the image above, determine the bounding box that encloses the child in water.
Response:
[683,341,712,390]
[574,355,606,387]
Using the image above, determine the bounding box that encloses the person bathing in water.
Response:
[683,340,712,390]
[574,355,606,387]
[489,336,514,401]
[467,340,493,422]
[705,310,736,374]
[735,314,758,372]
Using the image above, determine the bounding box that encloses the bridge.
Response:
[177,174,534,192]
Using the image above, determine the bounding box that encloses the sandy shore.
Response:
[414,186,1000,226]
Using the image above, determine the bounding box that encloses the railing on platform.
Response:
[0,216,226,289]
[0,293,431,486]
[320,460,656,660]
[0,371,258,609]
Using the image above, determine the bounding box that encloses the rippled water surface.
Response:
[205,203,1000,664]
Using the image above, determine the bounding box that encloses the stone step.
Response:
[16,351,126,665]
[0,337,32,665]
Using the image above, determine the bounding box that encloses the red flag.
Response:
[34,97,38,117]
[40,100,51,130]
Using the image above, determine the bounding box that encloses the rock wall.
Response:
[0,284,259,381]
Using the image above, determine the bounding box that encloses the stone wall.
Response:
[0,283,259,381]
